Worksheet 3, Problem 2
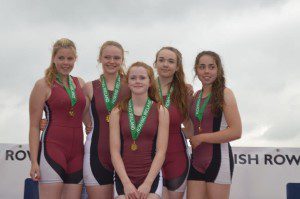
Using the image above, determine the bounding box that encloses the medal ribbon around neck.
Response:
[195,90,211,122]
[157,78,174,109]
[100,74,121,112]
[56,74,77,107]
[128,98,153,142]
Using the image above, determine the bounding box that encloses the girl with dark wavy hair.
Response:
[187,51,242,199]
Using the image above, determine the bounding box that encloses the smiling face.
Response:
[99,45,123,75]
[128,66,151,95]
[53,47,76,76]
[195,54,218,86]
[155,49,178,78]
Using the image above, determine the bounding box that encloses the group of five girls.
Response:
[29,38,242,199]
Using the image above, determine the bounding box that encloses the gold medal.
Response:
[57,74,77,118]
[69,108,75,117]
[106,115,110,123]
[131,141,138,151]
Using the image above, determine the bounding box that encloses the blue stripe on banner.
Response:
[24,178,39,199]
[287,183,300,199]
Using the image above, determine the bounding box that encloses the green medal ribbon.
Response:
[100,74,121,112]
[157,78,174,109]
[56,74,77,107]
[128,98,153,141]
[195,90,211,122]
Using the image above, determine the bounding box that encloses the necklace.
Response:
[128,98,153,151]
[195,90,211,128]
[56,74,77,117]
[157,78,173,109]
[100,74,121,122]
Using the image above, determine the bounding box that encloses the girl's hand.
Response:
[39,119,48,131]
[186,84,194,96]
[137,182,151,199]
[189,127,203,149]
[85,123,93,134]
[124,182,139,199]
[30,162,40,181]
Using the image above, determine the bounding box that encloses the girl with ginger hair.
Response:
[110,62,169,199]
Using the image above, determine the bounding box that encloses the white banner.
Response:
[0,144,31,199]
[0,144,299,198]
[231,147,300,199]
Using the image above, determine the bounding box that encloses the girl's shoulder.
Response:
[223,87,237,104]
[34,77,50,90]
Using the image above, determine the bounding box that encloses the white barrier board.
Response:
[0,144,31,199]
[0,144,299,198]
[231,147,300,199]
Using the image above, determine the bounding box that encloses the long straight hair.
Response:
[154,47,189,120]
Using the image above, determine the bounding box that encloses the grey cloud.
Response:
[0,0,299,146]
[264,117,300,140]
[1,0,288,29]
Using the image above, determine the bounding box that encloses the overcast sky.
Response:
[0,0,299,147]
